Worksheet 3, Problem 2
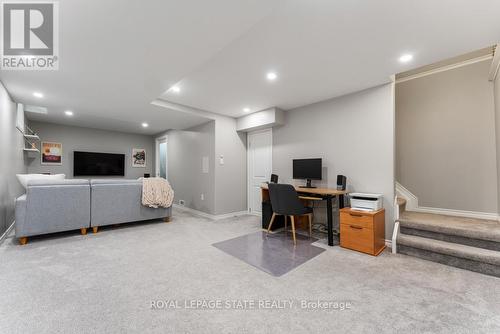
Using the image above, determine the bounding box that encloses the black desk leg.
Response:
[326,195,334,246]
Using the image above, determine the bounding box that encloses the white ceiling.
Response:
[0,0,284,134]
[2,0,500,133]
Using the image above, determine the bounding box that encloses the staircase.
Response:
[396,201,500,277]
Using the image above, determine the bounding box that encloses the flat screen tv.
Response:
[74,151,125,176]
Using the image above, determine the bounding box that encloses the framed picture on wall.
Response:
[132,148,146,168]
[41,142,62,165]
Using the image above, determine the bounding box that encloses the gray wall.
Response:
[273,84,395,239]
[396,60,498,213]
[0,81,27,235]
[495,68,500,214]
[155,115,247,216]
[159,121,216,214]
[214,116,247,215]
[27,121,154,179]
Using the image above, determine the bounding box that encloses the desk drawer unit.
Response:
[340,208,385,256]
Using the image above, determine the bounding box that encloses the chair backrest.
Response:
[268,183,304,215]
[270,174,278,183]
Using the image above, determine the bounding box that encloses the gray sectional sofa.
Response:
[90,179,171,232]
[15,179,172,245]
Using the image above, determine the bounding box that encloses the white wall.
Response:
[273,84,395,238]
[27,121,155,179]
[0,81,27,235]
[396,60,497,213]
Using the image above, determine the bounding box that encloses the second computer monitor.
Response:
[293,158,322,188]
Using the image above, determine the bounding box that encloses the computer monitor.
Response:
[293,158,322,188]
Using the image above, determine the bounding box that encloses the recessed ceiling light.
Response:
[171,86,180,93]
[266,72,278,81]
[243,107,251,113]
[142,122,149,128]
[33,92,44,98]
[399,54,413,63]
[64,110,73,116]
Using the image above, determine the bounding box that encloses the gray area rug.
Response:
[213,231,325,276]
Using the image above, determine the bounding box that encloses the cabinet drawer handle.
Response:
[350,213,363,217]
[350,225,363,230]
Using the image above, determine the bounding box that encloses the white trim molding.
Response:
[396,182,499,220]
[155,135,168,178]
[489,44,500,81]
[0,221,15,245]
[412,206,498,221]
[396,54,493,84]
[391,221,399,254]
[173,204,249,220]
[395,182,418,211]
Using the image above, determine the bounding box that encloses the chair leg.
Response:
[284,216,287,232]
[308,213,312,238]
[267,213,276,233]
[290,216,296,245]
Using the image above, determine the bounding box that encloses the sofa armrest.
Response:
[14,195,27,237]
[18,183,91,237]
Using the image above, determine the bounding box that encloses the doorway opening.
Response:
[156,136,167,179]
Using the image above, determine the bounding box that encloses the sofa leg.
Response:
[163,216,171,223]
[80,228,88,235]
[92,226,98,234]
[19,237,28,245]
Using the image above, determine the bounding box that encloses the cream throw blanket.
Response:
[141,177,174,208]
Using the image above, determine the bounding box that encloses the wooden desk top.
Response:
[261,183,347,196]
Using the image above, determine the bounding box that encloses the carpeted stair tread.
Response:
[400,211,500,243]
[397,234,500,266]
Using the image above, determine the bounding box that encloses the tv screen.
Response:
[74,151,125,176]
[293,158,322,180]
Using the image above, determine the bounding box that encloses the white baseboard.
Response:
[214,210,252,220]
[0,221,15,245]
[412,206,499,221]
[396,182,499,221]
[385,239,392,249]
[173,204,249,220]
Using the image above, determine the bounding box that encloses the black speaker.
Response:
[270,174,278,183]
[337,175,347,190]
[144,173,151,178]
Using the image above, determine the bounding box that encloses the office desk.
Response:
[261,184,347,246]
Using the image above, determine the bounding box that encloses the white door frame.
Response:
[155,135,168,178]
[247,128,273,214]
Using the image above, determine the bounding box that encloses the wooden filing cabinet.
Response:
[340,208,386,256]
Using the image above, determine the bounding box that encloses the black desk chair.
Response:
[266,183,313,245]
